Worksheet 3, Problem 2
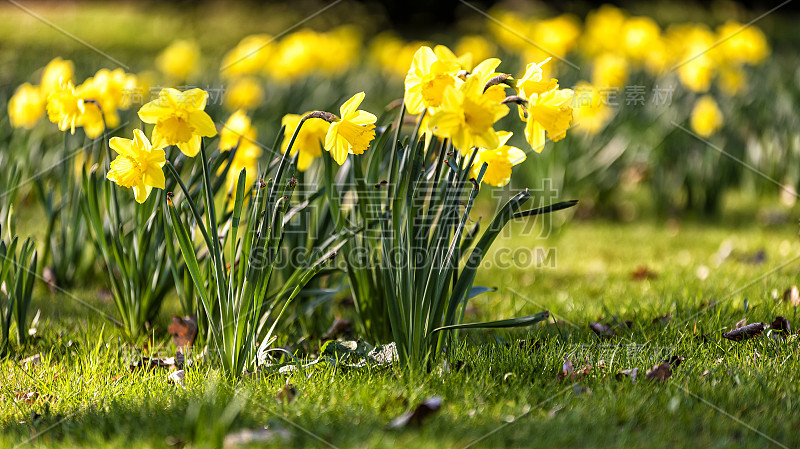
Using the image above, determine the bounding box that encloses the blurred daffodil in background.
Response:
[691,95,723,138]
[156,40,200,81]
[282,112,327,171]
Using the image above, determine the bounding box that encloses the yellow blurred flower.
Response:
[8,83,44,129]
[324,92,377,165]
[223,77,264,111]
[592,53,628,88]
[219,110,256,152]
[89,68,139,111]
[138,88,217,157]
[269,29,320,81]
[678,56,714,93]
[581,5,626,57]
[690,95,723,138]
[572,82,612,136]
[472,131,526,187]
[454,35,495,69]
[524,14,582,64]
[220,34,274,78]
[107,129,166,204]
[40,57,74,99]
[316,26,362,76]
[622,17,661,64]
[156,40,200,81]
[488,8,533,52]
[404,46,460,114]
[45,80,102,137]
[428,76,509,155]
[226,139,262,193]
[282,112,327,171]
[718,64,747,96]
[717,22,769,66]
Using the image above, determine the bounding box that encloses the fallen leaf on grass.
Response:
[662,356,684,368]
[589,318,632,338]
[616,368,638,382]
[276,384,297,404]
[782,286,799,307]
[21,353,42,368]
[734,318,747,329]
[646,363,672,381]
[771,316,791,339]
[168,370,185,388]
[387,397,443,429]
[168,315,198,350]
[722,323,765,341]
[557,357,591,381]
[632,265,658,280]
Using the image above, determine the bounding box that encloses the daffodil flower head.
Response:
[471,131,527,187]
[46,80,85,135]
[282,112,327,171]
[324,92,377,165]
[690,95,723,138]
[427,75,509,156]
[138,88,218,157]
[517,58,558,102]
[225,139,262,194]
[524,86,574,153]
[107,129,166,204]
[219,110,256,152]
[8,83,44,130]
[404,46,460,114]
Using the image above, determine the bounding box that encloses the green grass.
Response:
[2,216,799,448]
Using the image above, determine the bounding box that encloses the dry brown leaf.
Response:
[734,318,747,329]
[168,369,186,388]
[783,286,799,307]
[168,315,198,350]
[387,396,443,429]
[722,322,765,341]
[617,368,639,382]
[276,384,297,404]
[771,316,791,339]
[645,362,672,381]
[632,265,658,281]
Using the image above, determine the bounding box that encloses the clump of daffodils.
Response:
[405,45,575,187]
[8,57,140,138]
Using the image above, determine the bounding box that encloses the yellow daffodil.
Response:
[455,36,495,70]
[522,83,574,153]
[717,22,769,66]
[90,68,138,111]
[324,92,377,165]
[219,110,256,152]
[523,14,582,64]
[517,59,558,102]
[156,40,200,81]
[107,129,166,203]
[8,83,44,129]
[471,131,526,187]
[223,77,264,111]
[428,75,509,155]
[40,57,74,99]
[45,80,100,137]
[220,34,274,79]
[404,46,460,114]
[580,5,626,57]
[138,88,218,157]
[718,64,746,96]
[226,139,262,193]
[433,44,473,72]
[592,53,628,88]
[622,17,662,64]
[572,82,613,136]
[282,112,327,171]
[690,96,723,138]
